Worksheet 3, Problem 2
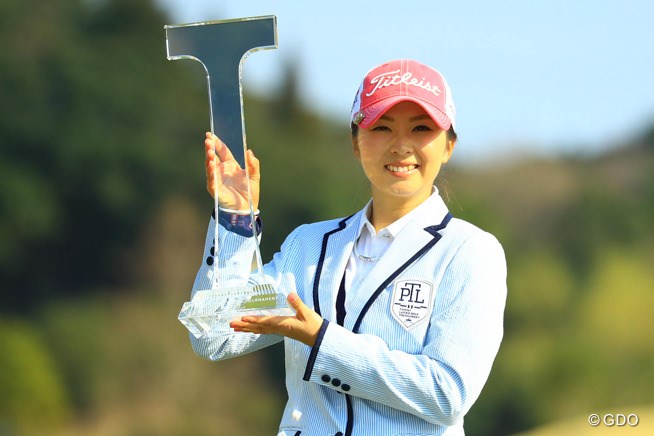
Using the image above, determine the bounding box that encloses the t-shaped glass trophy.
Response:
[166,16,293,338]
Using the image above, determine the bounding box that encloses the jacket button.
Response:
[331,378,341,387]
[335,433,343,436]
[210,246,215,256]
[321,374,331,383]
[206,256,214,266]
[341,384,351,392]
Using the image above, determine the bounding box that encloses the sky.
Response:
[157,0,654,162]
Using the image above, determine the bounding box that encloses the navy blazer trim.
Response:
[312,215,353,316]
[352,212,452,334]
[344,394,354,436]
[424,211,452,236]
[303,319,330,381]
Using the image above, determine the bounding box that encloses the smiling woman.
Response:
[186,59,507,436]
[352,101,455,228]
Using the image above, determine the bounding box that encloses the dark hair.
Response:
[350,122,458,143]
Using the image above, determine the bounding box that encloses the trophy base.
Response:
[179,284,294,338]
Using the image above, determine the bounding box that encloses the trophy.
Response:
[165,16,294,338]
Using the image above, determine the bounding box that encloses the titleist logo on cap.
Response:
[366,69,442,97]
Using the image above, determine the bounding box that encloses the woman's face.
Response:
[353,101,455,206]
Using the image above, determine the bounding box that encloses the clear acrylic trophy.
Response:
[165,16,293,338]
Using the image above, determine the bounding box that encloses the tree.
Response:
[0,0,207,309]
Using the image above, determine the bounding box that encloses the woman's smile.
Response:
[385,162,420,175]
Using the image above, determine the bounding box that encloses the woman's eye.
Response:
[372,125,391,132]
[414,125,433,132]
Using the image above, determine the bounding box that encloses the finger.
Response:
[205,147,216,166]
[230,318,275,335]
[205,157,216,176]
[205,135,217,168]
[246,149,260,181]
[205,140,218,183]
[206,159,216,184]
[229,320,255,333]
[206,167,216,193]
[286,293,308,315]
[230,316,267,327]
[205,139,216,160]
[205,132,217,155]
[240,316,263,324]
[211,133,237,164]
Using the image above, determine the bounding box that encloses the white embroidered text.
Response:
[367,70,442,97]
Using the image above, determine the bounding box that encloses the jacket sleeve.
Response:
[188,212,303,361]
[302,232,507,426]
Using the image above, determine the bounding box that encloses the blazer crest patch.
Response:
[391,279,434,330]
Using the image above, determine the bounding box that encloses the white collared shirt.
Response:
[344,187,440,307]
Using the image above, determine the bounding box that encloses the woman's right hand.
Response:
[205,132,260,211]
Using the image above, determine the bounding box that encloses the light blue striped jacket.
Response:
[189,193,507,435]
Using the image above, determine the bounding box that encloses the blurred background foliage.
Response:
[1,0,653,434]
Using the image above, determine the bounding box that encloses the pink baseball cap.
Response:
[351,59,456,131]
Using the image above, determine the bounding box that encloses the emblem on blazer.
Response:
[391,279,433,330]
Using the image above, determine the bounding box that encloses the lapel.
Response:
[345,194,451,332]
[311,212,361,319]
[312,193,452,331]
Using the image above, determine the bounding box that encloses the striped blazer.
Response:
[189,192,507,435]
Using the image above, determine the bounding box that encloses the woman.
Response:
[189,59,507,435]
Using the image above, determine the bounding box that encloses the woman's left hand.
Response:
[230,293,323,346]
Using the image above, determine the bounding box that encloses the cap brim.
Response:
[356,95,451,131]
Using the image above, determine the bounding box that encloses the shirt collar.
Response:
[355,186,442,240]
